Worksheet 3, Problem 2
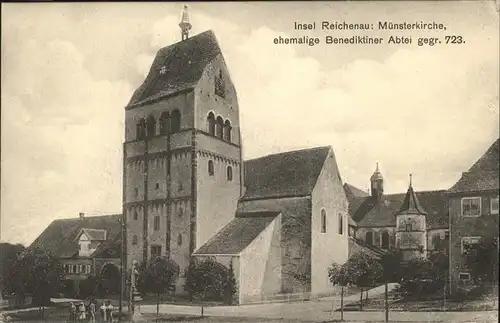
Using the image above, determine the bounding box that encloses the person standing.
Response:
[106,300,114,322]
[78,302,86,321]
[100,301,107,322]
[69,302,76,322]
[88,300,96,322]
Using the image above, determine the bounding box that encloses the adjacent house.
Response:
[448,139,499,294]
[29,213,122,296]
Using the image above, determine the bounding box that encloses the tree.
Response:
[378,250,402,322]
[0,243,26,296]
[328,262,354,321]
[329,252,383,312]
[463,237,498,284]
[11,247,64,317]
[137,257,180,321]
[399,257,438,297]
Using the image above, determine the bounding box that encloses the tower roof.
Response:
[127,30,222,108]
[396,175,428,216]
[370,162,383,181]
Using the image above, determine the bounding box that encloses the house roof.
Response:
[29,214,122,258]
[396,184,428,216]
[448,139,499,194]
[127,30,222,107]
[242,146,331,200]
[346,187,448,229]
[193,211,280,255]
[344,183,369,198]
[76,228,107,241]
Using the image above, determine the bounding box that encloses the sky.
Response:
[1,2,499,246]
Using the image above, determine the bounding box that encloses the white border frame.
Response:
[491,196,499,215]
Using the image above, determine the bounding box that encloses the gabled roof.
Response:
[30,214,122,258]
[346,189,448,229]
[449,139,499,194]
[75,228,107,241]
[242,146,331,200]
[344,183,369,198]
[396,184,428,216]
[193,211,280,255]
[127,30,222,108]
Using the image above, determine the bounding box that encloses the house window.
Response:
[160,112,170,135]
[207,112,215,135]
[381,231,390,249]
[461,197,481,217]
[459,272,471,281]
[216,116,224,138]
[338,213,343,235]
[208,160,214,176]
[321,209,327,233]
[461,236,482,254]
[155,182,160,190]
[134,188,139,198]
[177,234,182,246]
[136,118,146,140]
[154,216,160,231]
[151,245,162,259]
[159,66,167,74]
[132,235,138,245]
[178,207,183,217]
[147,115,156,137]
[405,223,412,231]
[223,120,232,142]
[366,231,374,245]
[491,196,499,215]
[170,110,181,133]
[133,211,138,220]
[227,166,233,181]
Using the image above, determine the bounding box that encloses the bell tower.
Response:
[123,7,243,293]
[370,162,384,200]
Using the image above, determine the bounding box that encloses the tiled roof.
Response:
[193,211,280,255]
[396,185,428,216]
[343,183,369,198]
[449,139,499,194]
[127,30,221,107]
[346,190,448,229]
[29,214,122,258]
[242,146,331,200]
[77,228,107,241]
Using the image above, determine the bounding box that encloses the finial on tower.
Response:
[179,5,192,41]
[376,162,379,172]
[409,173,413,187]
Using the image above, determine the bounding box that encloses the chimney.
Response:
[79,212,85,220]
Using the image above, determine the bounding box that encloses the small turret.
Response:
[179,5,192,41]
[370,162,384,200]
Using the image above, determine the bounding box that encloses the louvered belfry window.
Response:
[215,70,225,98]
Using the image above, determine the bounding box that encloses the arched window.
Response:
[216,116,224,138]
[338,213,343,235]
[136,118,146,140]
[133,211,138,220]
[132,235,138,245]
[207,112,215,135]
[366,231,374,245]
[147,115,156,137]
[160,112,170,135]
[381,231,390,249]
[171,110,181,133]
[208,160,214,176]
[177,234,182,246]
[321,209,327,233]
[223,120,232,141]
[227,166,233,181]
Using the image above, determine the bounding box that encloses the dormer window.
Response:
[215,70,225,98]
[160,66,167,75]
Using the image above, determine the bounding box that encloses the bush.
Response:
[184,258,236,304]
[399,257,445,297]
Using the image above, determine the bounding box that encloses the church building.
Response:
[122,7,349,303]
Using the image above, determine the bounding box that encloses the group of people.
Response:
[69,300,114,322]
